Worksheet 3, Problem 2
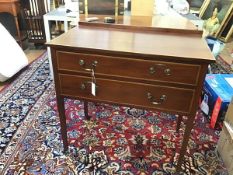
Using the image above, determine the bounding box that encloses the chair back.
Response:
[21,0,49,44]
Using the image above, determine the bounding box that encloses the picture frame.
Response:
[216,3,233,42]
[79,0,124,16]
[219,24,233,42]
[200,0,233,42]
[199,0,211,18]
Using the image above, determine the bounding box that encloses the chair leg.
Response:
[176,115,182,133]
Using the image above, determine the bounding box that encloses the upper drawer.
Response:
[56,51,200,85]
[59,74,195,114]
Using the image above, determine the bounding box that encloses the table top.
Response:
[47,24,214,63]
[44,6,79,21]
[0,0,19,2]
[0,0,20,15]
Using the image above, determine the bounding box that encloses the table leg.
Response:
[57,96,69,152]
[176,112,196,172]
[43,16,54,78]
[64,21,68,32]
[14,16,22,47]
[43,17,51,42]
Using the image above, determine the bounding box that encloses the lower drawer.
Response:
[59,74,195,114]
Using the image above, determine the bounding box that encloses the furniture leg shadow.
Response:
[84,101,91,120]
[176,115,183,132]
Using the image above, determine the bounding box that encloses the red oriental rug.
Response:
[0,53,228,175]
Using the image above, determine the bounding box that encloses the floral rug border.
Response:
[0,83,54,174]
[0,52,47,105]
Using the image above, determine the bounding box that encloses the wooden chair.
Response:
[21,0,49,44]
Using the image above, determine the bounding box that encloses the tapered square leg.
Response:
[57,96,69,152]
[176,112,196,172]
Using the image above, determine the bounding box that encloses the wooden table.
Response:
[0,0,22,47]
[43,6,79,77]
[47,22,214,172]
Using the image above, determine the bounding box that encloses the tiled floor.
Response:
[24,48,45,63]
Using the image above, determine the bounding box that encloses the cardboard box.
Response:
[200,74,233,128]
[217,121,233,174]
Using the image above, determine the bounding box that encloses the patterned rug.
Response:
[0,53,228,175]
[210,56,233,74]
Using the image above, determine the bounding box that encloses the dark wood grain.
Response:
[59,74,195,114]
[47,26,214,62]
[56,51,201,86]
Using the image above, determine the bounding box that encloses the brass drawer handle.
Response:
[80,81,92,90]
[80,83,87,90]
[149,67,155,74]
[149,64,171,76]
[147,93,166,105]
[79,59,98,72]
[80,82,98,90]
[164,68,171,76]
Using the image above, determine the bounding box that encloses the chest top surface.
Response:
[47,25,215,63]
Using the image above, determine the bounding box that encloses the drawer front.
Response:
[59,74,195,114]
[56,51,200,85]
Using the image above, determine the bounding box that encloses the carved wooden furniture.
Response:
[47,22,214,172]
[21,0,49,44]
[0,0,22,47]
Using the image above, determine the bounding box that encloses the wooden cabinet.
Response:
[47,23,214,172]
